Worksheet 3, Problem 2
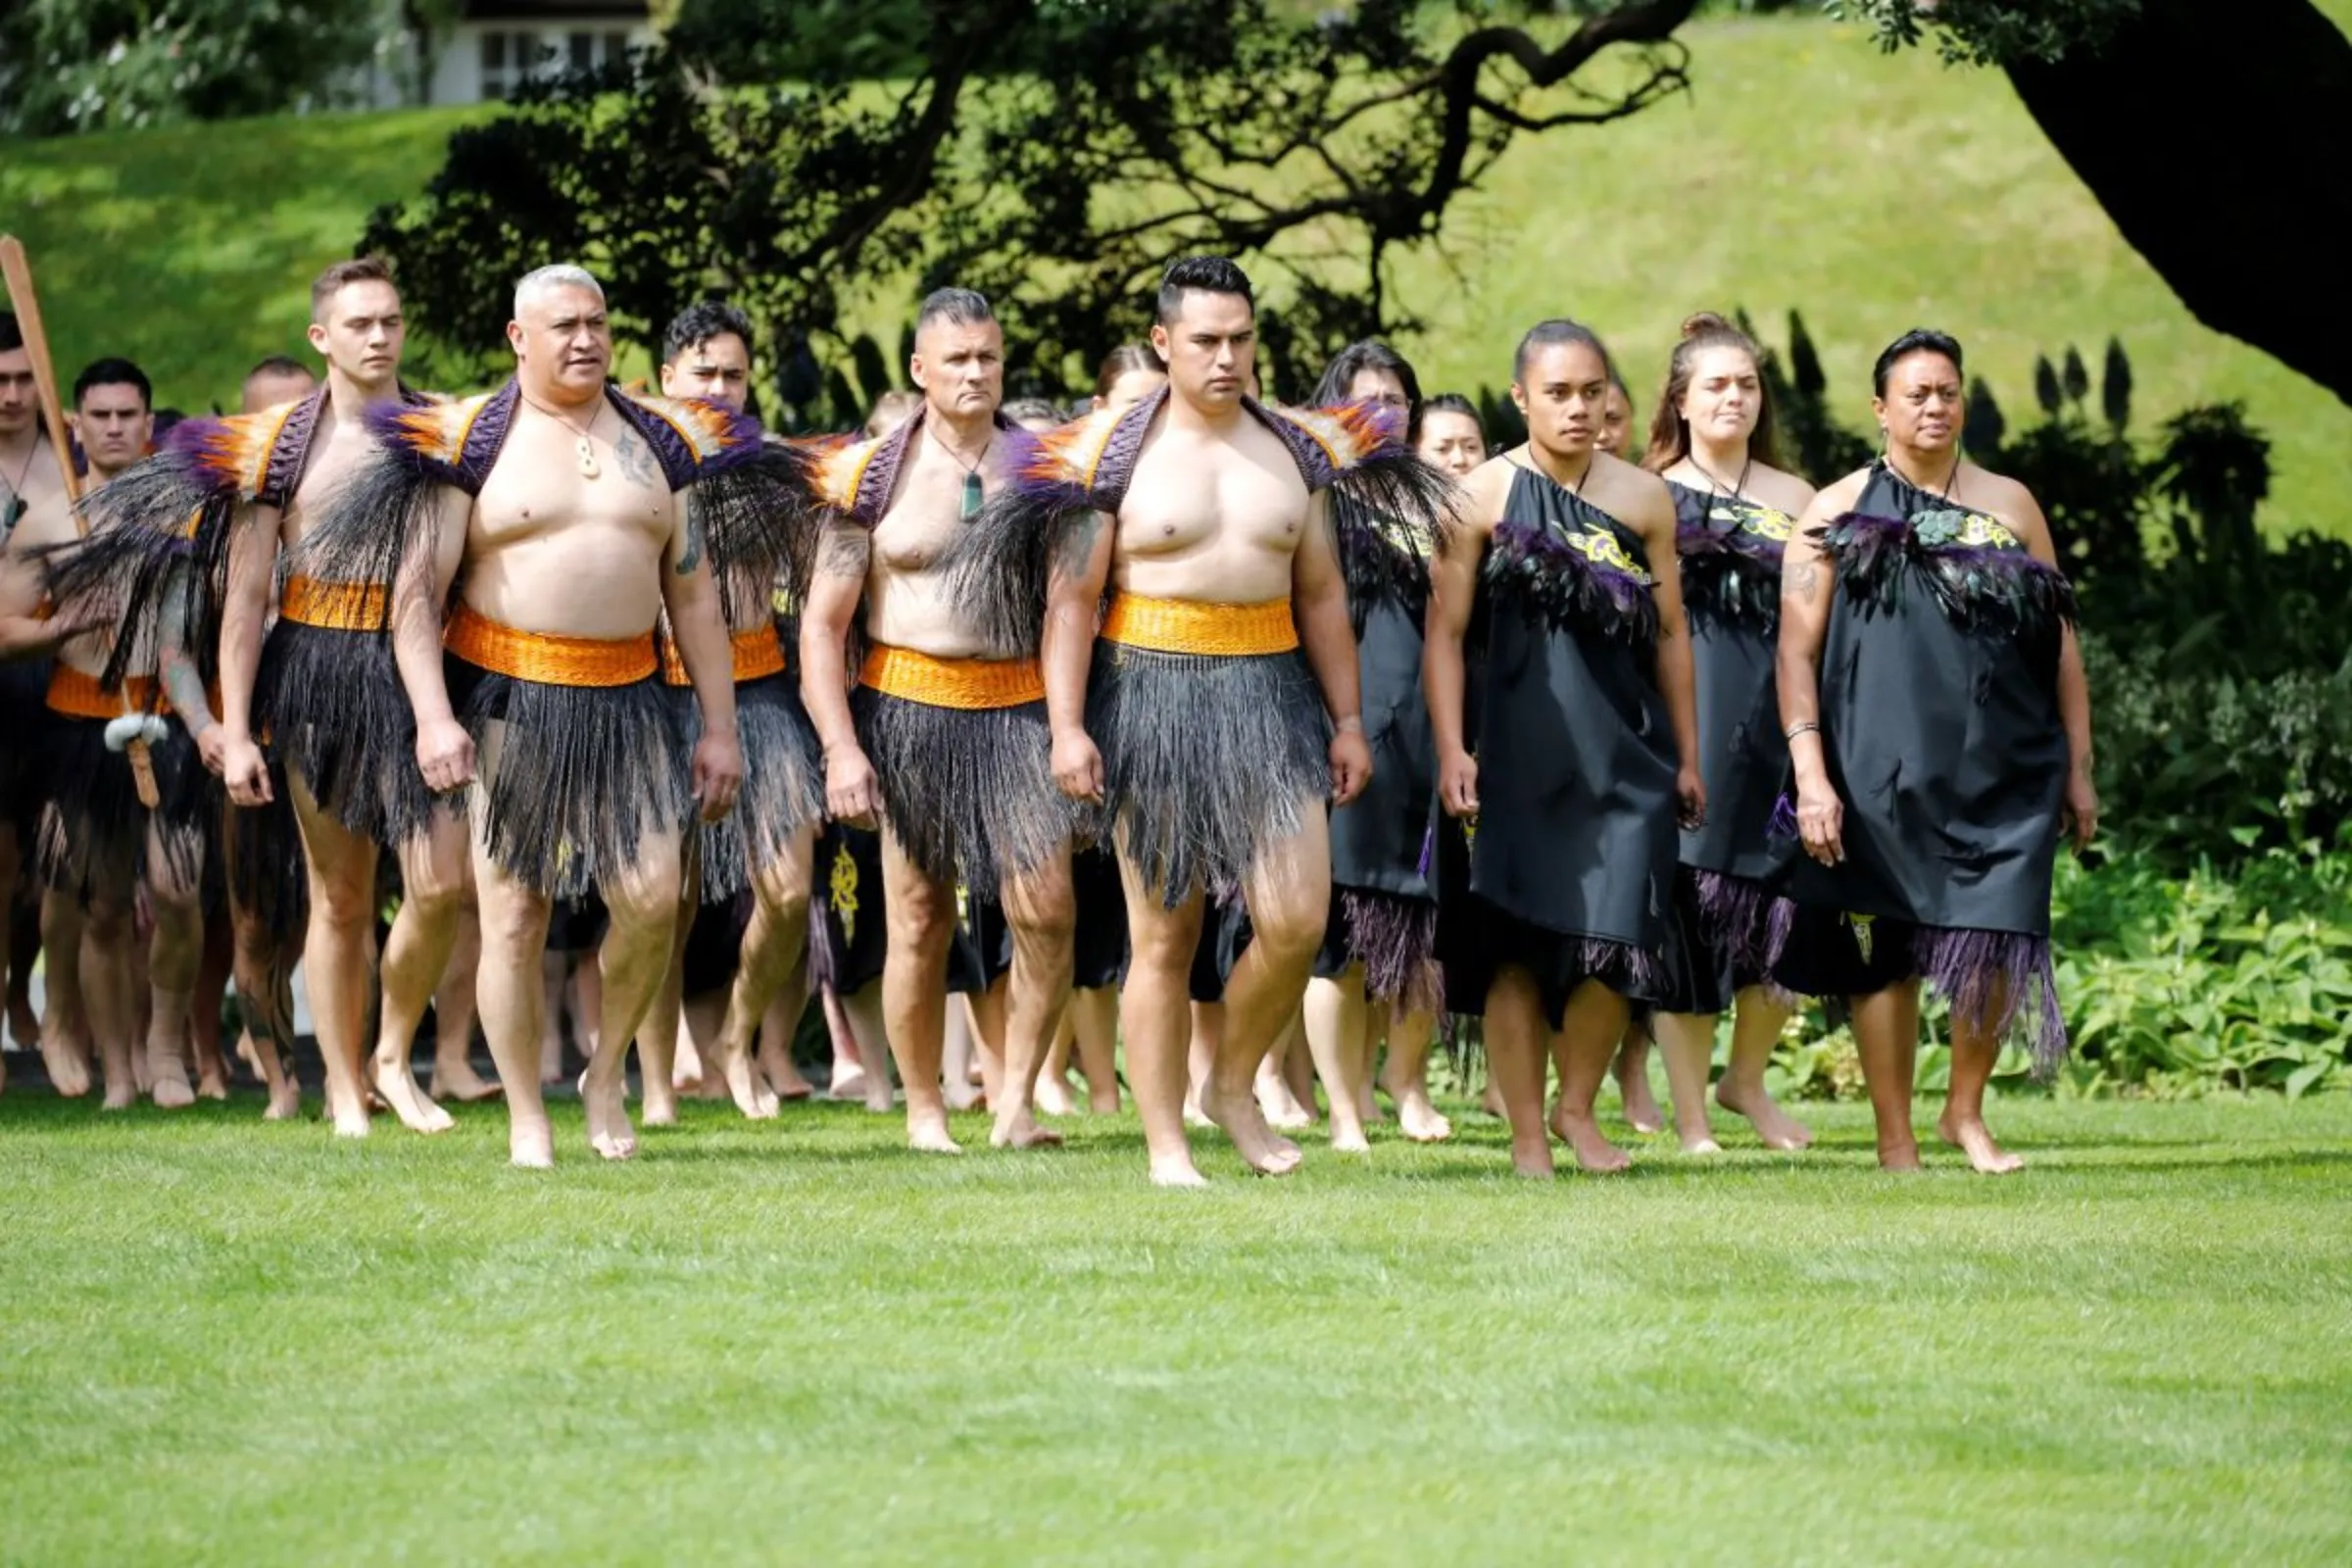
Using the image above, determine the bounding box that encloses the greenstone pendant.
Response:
[961,470,983,519]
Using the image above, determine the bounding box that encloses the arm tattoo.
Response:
[614,427,658,487]
[816,525,870,580]
[1053,514,1102,581]
[674,514,706,577]
[1790,561,1822,598]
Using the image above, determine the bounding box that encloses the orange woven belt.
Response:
[1099,592,1298,656]
[661,625,788,688]
[47,665,160,720]
[445,603,656,688]
[859,643,1045,710]
[280,575,387,632]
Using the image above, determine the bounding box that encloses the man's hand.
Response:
[220,735,272,807]
[1051,727,1104,805]
[1675,764,1707,832]
[1328,727,1372,808]
[194,722,229,779]
[416,716,476,795]
[824,743,881,830]
[691,727,745,824]
[1438,747,1479,818]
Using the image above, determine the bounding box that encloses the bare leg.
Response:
[190,894,232,1100]
[991,845,1075,1150]
[757,987,813,1099]
[37,889,93,1097]
[1355,1005,1384,1124]
[964,981,1006,1109]
[369,814,470,1134]
[1118,858,1208,1187]
[583,831,686,1161]
[1254,1012,1314,1131]
[876,830,961,1153]
[820,984,866,1100]
[1484,967,1553,1177]
[1069,985,1120,1114]
[0,827,20,1056]
[633,841,699,1127]
[1036,1013,1079,1116]
[941,998,982,1111]
[1611,1021,1664,1134]
[710,828,814,1117]
[472,860,557,1167]
[221,826,301,1119]
[1548,981,1634,1173]
[569,956,602,1066]
[842,984,895,1112]
[1652,1011,1723,1154]
[287,771,378,1137]
[143,824,205,1109]
[81,895,141,1110]
[538,952,567,1085]
[1302,970,1372,1152]
[427,906,499,1102]
[1713,987,1810,1150]
[1851,980,1924,1171]
[1204,811,1330,1177]
[1380,1004,1450,1141]
[1183,1001,1217,1126]
[1937,984,2024,1174]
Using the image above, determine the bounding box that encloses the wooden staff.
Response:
[0,233,161,807]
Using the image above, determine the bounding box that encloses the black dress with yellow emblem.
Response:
[1436,463,1677,1028]
[1773,462,2076,1071]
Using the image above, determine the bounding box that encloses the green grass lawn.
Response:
[4,13,2349,536]
[2,1088,2347,1564]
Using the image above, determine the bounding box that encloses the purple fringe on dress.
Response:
[1817,511,2078,636]
[1692,869,1792,975]
[1340,889,1442,1017]
[1913,925,2068,1079]
[1768,792,1797,840]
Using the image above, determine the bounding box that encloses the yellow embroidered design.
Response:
[1847,911,1877,964]
[1564,526,1651,581]
[1954,513,2019,549]
[1711,500,1793,543]
[829,842,859,944]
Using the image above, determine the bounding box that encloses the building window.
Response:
[479,29,549,99]
[567,31,594,73]
[605,31,631,68]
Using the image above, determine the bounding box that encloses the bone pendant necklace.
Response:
[525,393,603,478]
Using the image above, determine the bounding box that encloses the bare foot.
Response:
[102,1075,137,1111]
[1680,1133,1724,1155]
[943,1078,985,1113]
[991,1105,1064,1150]
[906,1105,965,1154]
[757,1040,813,1102]
[196,1064,229,1102]
[1509,1131,1556,1179]
[265,1073,302,1121]
[1254,1070,1313,1132]
[1391,1088,1452,1144]
[1715,1079,1814,1152]
[1937,1110,2025,1175]
[1479,1079,1505,1118]
[1088,1083,1120,1116]
[862,1077,898,1115]
[1877,1140,1925,1172]
[510,1118,555,1169]
[1149,1152,1210,1188]
[1550,1104,1632,1173]
[6,999,38,1052]
[579,1070,637,1160]
[720,1044,780,1121]
[369,1058,456,1134]
[1182,1086,1214,1129]
[234,1034,260,1077]
[826,1064,866,1102]
[1034,1072,1078,1118]
[149,1044,196,1110]
[429,1058,504,1103]
[639,1091,679,1129]
[1359,1085,1386,1124]
[671,1035,708,1094]
[1330,1122,1372,1154]
[1614,1056,1664,1135]
[1202,1083,1304,1176]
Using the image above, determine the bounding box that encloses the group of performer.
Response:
[0,251,2094,1180]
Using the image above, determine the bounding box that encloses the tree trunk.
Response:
[2005,0,2352,407]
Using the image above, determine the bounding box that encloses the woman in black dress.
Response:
[1641,314,1818,1153]
[1778,328,2095,1173]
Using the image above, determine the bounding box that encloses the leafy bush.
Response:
[1755,851,2352,1102]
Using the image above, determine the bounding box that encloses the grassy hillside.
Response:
[2,11,2345,531]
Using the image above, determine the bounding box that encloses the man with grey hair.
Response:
[287,261,818,1165]
[801,285,1078,1154]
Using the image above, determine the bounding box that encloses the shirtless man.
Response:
[311,263,746,1165]
[211,259,476,1132]
[632,300,821,1126]
[803,287,1076,1153]
[1039,256,1395,1184]
[0,310,72,1091]
[0,359,210,1109]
